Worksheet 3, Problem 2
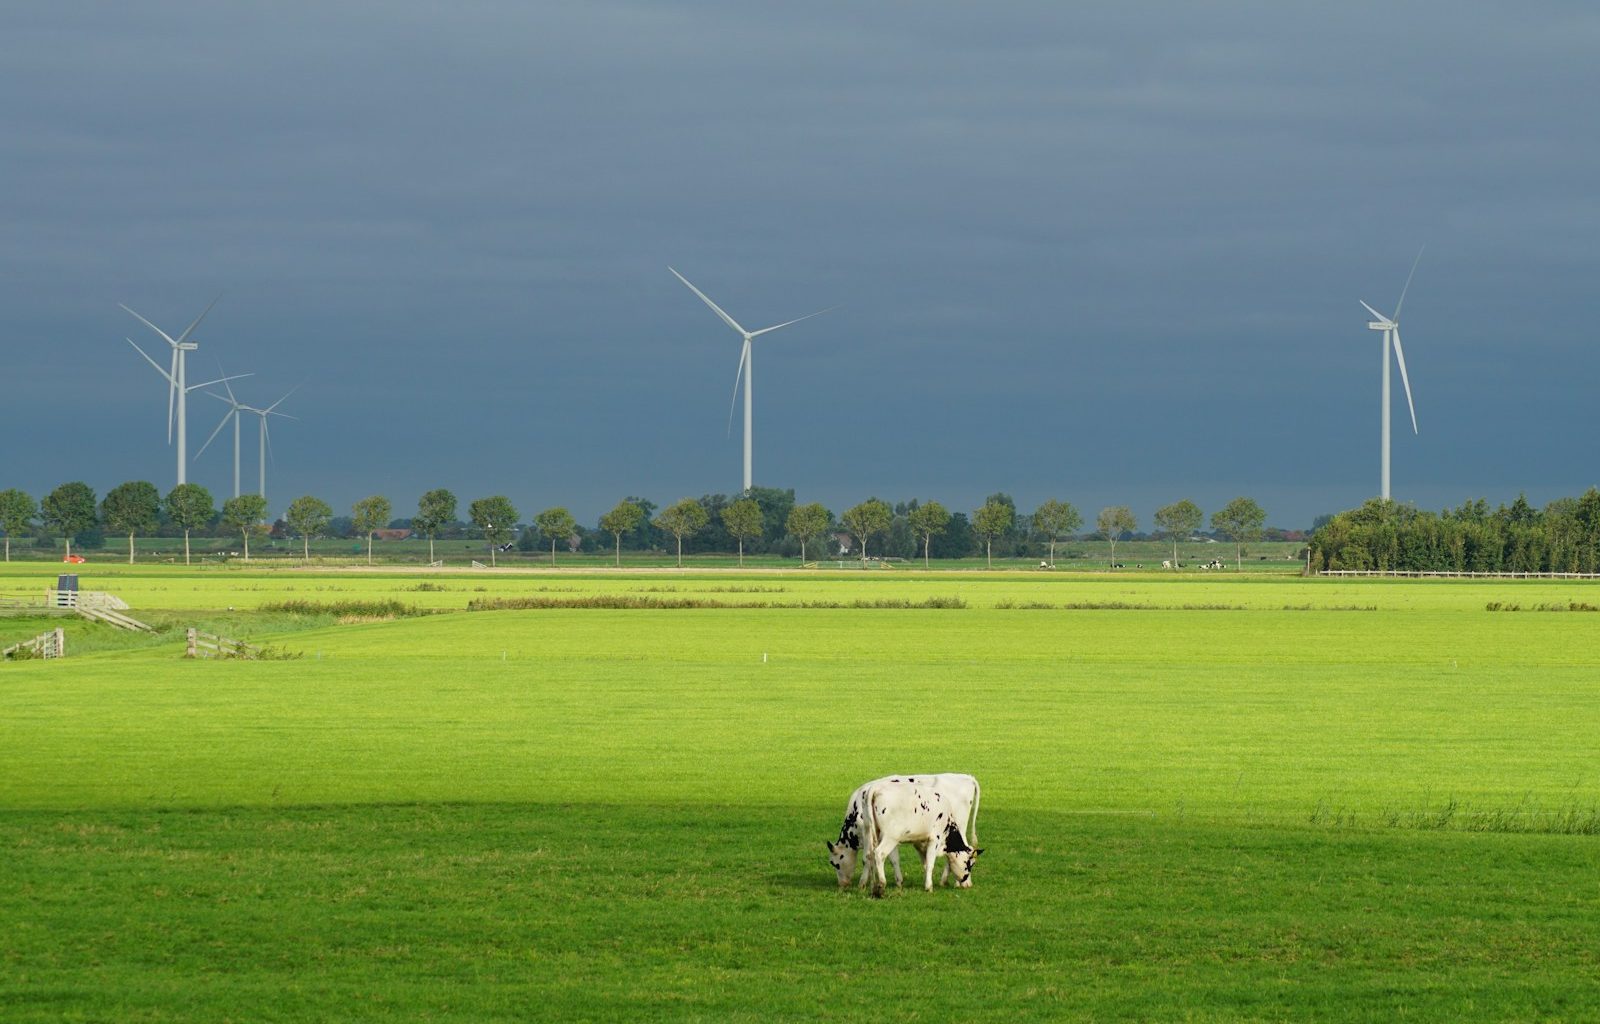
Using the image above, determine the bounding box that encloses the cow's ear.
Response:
[974,848,985,858]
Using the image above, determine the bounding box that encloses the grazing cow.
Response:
[859,776,983,897]
[828,773,981,890]
[1161,559,1172,569]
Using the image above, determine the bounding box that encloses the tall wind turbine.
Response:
[122,298,243,487]
[668,267,833,492]
[1360,248,1423,501]
[196,371,250,498]
[229,387,298,503]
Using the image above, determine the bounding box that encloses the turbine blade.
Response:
[262,416,276,467]
[185,371,252,393]
[120,304,180,348]
[125,338,176,383]
[195,408,233,458]
[173,293,221,345]
[264,381,303,414]
[1358,300,1389,322]
[749,305,837,338]
[166,348,178,442]
[1392,327,1418,434]
[1393,245,1425,320]
[726,340,748,438]
[669,267,748,336]
[216,358,238,404]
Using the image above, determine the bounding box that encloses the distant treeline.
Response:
[1309,491,1600,574]
[0,481,1301,564]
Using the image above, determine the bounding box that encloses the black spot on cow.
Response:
[943,822,971,853]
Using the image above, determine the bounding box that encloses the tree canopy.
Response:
[972,498,1015,568]
[785,502,831,564]
[352,495,393,565]
[221,494,270,562]
[907,500,950,568]
[469,495,519,566]
[1212,496,1266,568]
[286,494,334,561]
[599,500,644,567]
[536,506,579,564]
[721,498,764,566]
[42,482,97,558]
[101,480,161,564]
[1031,499,1082,566]
[0,488,36,561]
[841,498,892,561]
[1153,499,1203,566]
[655,498,710,567]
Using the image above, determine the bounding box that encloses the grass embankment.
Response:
[3,568,1599,1020]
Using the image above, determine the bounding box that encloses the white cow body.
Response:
[861,775,983,897]
[828,773,981,890]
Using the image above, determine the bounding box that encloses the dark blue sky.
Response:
[5,2,1597,529]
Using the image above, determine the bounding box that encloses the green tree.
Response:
[1031,499,1082,567]
[785,502,831,564]
[1154,499,1204,568]
[413,488,458,564]
[841,498,893,562]
[221,494,270,562]
[721,498,764,566]
[1211,496,1266,569]
[537,507,578,565]
[906,500,950,569]
[164,483,215,566]
[42,482,98,560]
[599,500,644,568]
[100,481,162,565]
[351,494,393,565]
[1097,506,1137,568]
[285,495,334,561]
[469,496,519,567]
[0,488,36,562]
[654,498,709,567]
[972,499,1015,569]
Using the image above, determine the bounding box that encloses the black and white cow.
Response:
[862,776,982,897]
[827,773,982,891]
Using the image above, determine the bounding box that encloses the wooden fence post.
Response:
[53,627,64,658]
[186,627,197,659]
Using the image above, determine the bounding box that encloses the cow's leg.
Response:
[889,845,903,887]
[921,838,941,891]
[869,840,893,898]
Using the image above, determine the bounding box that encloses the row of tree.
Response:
[0,481,1275,567]
[1308,490,1600,574]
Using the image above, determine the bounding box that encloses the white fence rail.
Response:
[3,627,65,660]
[186,628,262,660]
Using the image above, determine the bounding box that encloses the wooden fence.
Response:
[186,628,262,660]
[3,627,65,660]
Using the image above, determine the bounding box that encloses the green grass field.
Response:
[4,564,1599,1020]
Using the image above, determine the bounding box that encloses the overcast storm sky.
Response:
[4,2,1597,528]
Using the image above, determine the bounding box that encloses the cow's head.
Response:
[944,846,983,888]
[826,841,859,888]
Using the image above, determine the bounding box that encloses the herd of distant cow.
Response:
[827,773,983,897]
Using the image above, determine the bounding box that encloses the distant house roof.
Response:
[373,528,412,541]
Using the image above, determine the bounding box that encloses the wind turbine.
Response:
[201,385,298,503]
[122,298,245,487]
[1360,248,1423,501]
[669,267,833,492]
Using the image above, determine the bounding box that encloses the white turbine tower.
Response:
[122,298,244,487]
[669,267,833,492]
[1360,248,1423,501]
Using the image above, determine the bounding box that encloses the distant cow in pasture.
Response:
[828,773,981,892]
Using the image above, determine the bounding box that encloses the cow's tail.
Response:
[862,784,880,861]
[968,776,981,846]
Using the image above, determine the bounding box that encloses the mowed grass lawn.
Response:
[4,567,1600,1020]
